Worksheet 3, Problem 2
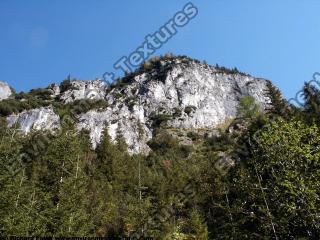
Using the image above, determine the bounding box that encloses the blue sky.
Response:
[0,0,319,98]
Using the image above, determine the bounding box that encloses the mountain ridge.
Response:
[1,56,273,154]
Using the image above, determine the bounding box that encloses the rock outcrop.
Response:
[77,58,270,154]
[6,57,272,154]
[77,110,152,154]
[59,79,107,103]
[7,106,60,133]
[0,81,13,100]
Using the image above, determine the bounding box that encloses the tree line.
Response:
[0,81,319,239]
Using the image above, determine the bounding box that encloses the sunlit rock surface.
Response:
[59,79,107,103]
[77,58,270,154]
[0,81,13,100]
[7,106,60,133]
[6,57,272,154]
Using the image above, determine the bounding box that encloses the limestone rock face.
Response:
[7,106,60,133]
[6,57,272,154]
[77,58,270,154]
[77,109,152,154]
[0,81,13,100]
[47,83,60,97]
[59,79,107,103]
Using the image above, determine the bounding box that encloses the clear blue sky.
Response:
[0,0,319,98]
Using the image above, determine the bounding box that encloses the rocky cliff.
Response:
[7,106,60,134]
[0,81,13,100]
[57,79,108,103]
[3,56,271,154]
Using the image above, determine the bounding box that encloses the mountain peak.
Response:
[2,56,272,154]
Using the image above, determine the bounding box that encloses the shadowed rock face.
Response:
[0,81,12,100]
[6,57,272,154]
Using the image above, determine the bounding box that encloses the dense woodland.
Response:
[0,79,320,239]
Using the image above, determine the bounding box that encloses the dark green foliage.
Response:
[303,82,320,125]
[184,105,197,115]
[187,131,200,141]
[147,131,192,158]
[214,63,250,76]
[111,79,127,89]
[0,86,57,116]
[265,80,290,118]
[172,107,182,118]
[1,113,320,238]
[205,131,234,152]
[59,80,72,93]
[0,95,50,116]
[227,120,320,239]
[52,99,109,118]
[2,77,320,239]
[150,113,172,127]
[125,96,138,112]
[29,88,53,101]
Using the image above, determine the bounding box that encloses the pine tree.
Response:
[28,130,93,236]
[303,82,320,125]
[0,128,51,235]
[93,128,141,237]
[188,209,209,239]
[265,80,290,118]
